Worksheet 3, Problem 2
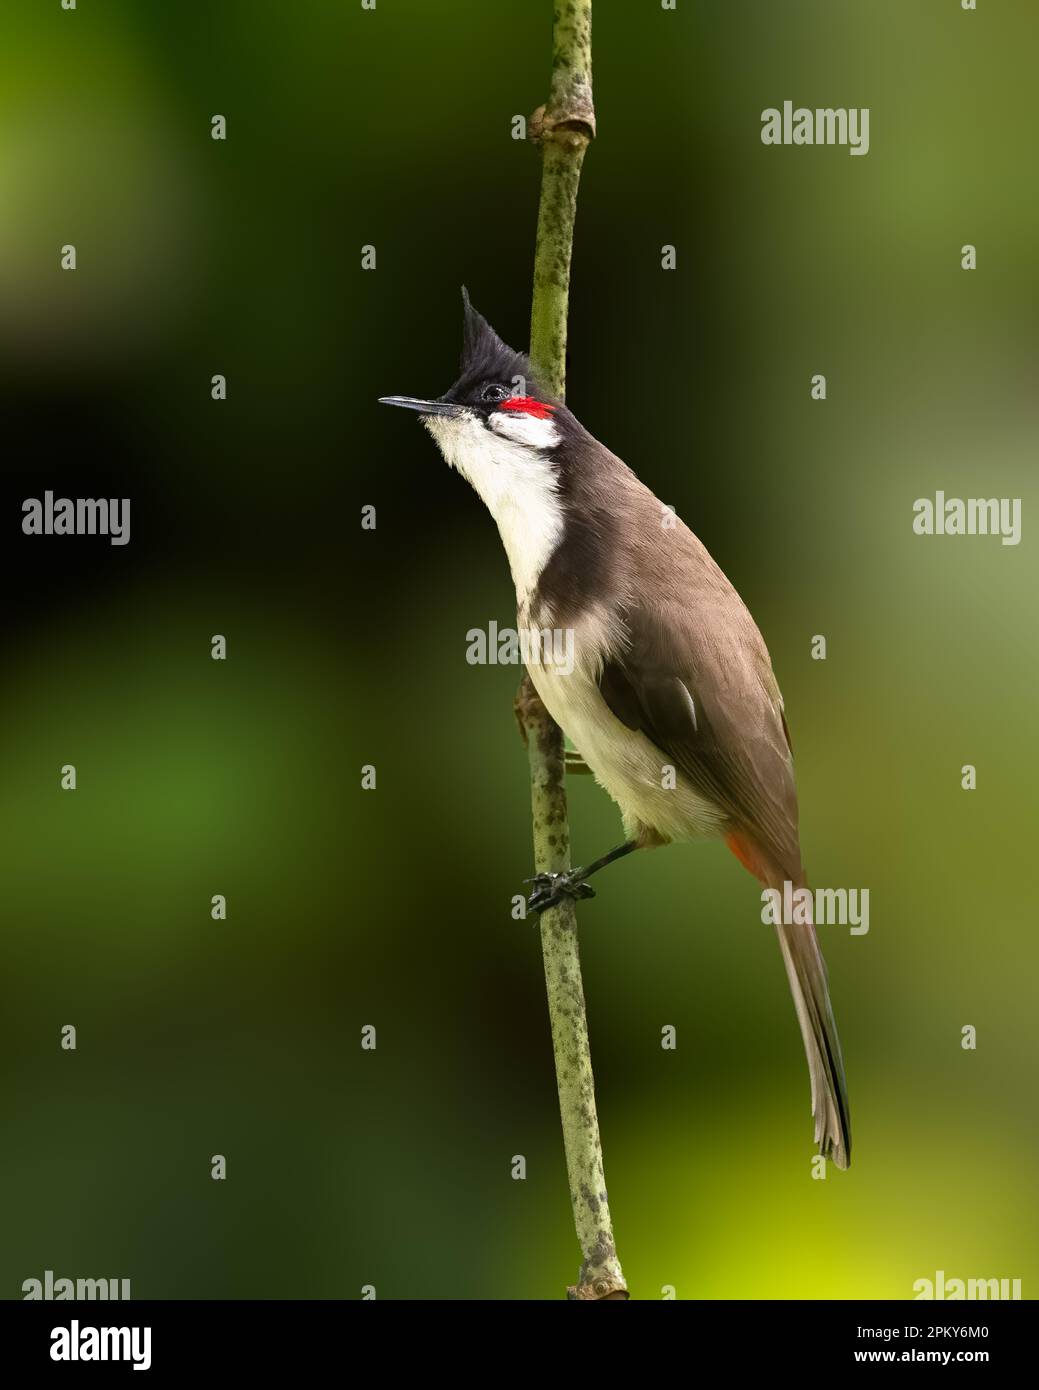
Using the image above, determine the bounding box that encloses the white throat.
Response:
[424,411,564,606]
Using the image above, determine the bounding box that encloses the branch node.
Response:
[529,101,595,148]
[567,1277,630,1302]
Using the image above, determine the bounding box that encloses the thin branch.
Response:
[515,681,627,1301]
[516,0,627,1303]
[528,2,595,396]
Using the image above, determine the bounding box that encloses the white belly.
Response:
[524,625,726,846]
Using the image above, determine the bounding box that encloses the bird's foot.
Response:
[524,870,596,916]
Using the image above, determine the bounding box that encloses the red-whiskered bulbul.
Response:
[380,290,851,1169]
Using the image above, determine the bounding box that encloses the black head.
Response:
[379,288,554,421]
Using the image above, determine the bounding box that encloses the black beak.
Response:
[378,395,462,417]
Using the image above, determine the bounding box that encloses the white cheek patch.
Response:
[489,409,561,450]
[423,410,565,605]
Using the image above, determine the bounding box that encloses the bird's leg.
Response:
[525,841,639,916]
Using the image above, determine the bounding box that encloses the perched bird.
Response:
[380,290,851,1168]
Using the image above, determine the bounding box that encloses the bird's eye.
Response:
[481,383,509,403]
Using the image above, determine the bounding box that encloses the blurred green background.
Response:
[1,0,1036,1299]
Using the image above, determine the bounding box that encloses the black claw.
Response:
[523,870,596,916]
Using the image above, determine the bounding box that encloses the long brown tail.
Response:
[727,831,851,1168]
[773,895,852,1169]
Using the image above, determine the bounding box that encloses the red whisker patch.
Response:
[500,396,555,419]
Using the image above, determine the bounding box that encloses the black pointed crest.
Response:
[452,286,533,397]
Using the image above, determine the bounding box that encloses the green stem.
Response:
[530,138,588,397]
[528,0,595,395]
[515,681,626,1300]
[519,0,627,1302]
